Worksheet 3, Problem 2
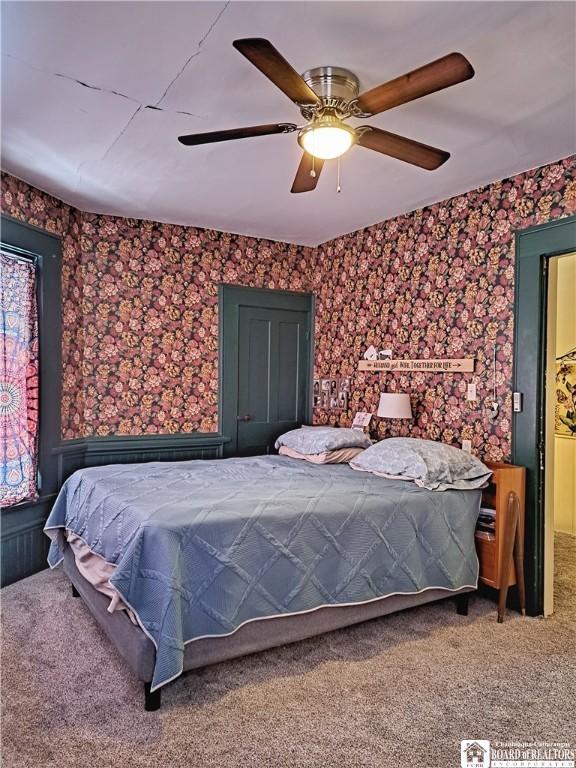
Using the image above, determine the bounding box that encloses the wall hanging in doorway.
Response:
[555,346,576,437]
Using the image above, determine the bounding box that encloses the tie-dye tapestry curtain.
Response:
[0,252,39,506]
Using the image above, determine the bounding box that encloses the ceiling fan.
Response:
[178,38,475,193]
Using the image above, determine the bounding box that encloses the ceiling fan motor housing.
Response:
[300,66,360,118]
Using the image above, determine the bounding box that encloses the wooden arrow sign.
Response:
[358,358,475,373]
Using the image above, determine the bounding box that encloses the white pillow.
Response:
[350,438,492,491]
[275,427,371,455]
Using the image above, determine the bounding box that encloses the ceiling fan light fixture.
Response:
[179,39,475,192]
[298,119,355,160]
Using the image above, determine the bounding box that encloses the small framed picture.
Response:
[352,411,372,429]
[313,379,321,407]
[315,377,351,411]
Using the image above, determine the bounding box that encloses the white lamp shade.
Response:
[377,393,413,419]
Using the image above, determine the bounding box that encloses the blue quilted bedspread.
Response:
[44,456,481,690]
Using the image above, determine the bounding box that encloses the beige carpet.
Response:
[1,534,575,768]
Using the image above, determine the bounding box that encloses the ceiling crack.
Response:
[153,0,231,109]
[2,52,141,104]
[4,24,226,171]
[144,105,204,119]
[2,51,205,119]
[100,105,142,161]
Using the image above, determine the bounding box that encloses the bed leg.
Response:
[455,593,469,616]
[71,584,80,598]
[144,682,161,711]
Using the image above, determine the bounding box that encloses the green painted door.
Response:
[236,306,309,455]
[220,284,313,457]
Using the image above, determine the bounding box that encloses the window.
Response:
[0,251,39,505]
[0,217,61,508]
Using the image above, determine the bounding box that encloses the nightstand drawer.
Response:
[475,535,497,587]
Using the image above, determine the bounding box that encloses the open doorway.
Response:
[513,215,576,617]
[544,252,576,615]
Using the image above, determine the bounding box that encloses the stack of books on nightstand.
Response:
[476,507,496,540]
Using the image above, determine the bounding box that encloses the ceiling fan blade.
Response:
[355,52,474,116]
[178,123,297,146]
[233,38,320,107]
[356,127,450,170]
[291,152,324,193]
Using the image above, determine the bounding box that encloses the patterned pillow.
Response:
[275,427,372,454]
[349,437,492,491]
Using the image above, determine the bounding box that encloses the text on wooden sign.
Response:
[358,358,475,373]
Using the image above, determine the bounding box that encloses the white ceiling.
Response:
[1,1,575,246]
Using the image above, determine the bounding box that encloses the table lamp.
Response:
[377,393,413,426]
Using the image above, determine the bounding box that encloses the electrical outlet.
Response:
[466,383,477,401]
[462,439,472,453]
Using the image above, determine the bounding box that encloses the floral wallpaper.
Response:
[0,179,86,435]
[1,173,313,437]
[311,155,576,461]
[1,154,575,457]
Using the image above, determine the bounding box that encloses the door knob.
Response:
[237,415,252,422]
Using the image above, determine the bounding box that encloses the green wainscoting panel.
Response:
[54,433,230,485]
[1,497,55,586]
[1,433,229,586]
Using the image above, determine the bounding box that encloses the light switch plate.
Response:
[462,439,472,453]
[466,383,477,401]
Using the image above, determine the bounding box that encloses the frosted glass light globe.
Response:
[298,121,355,160]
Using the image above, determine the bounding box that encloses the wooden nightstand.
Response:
[475,461,526,622]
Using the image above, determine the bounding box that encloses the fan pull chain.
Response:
[337,157,341,193]
[310,132,317,178]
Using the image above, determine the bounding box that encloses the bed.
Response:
[45,454,481,710]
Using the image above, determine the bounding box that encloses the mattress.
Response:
[45,455,481,691]
[62,545,474,687]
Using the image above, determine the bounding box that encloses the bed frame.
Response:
[63,547,474,711]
